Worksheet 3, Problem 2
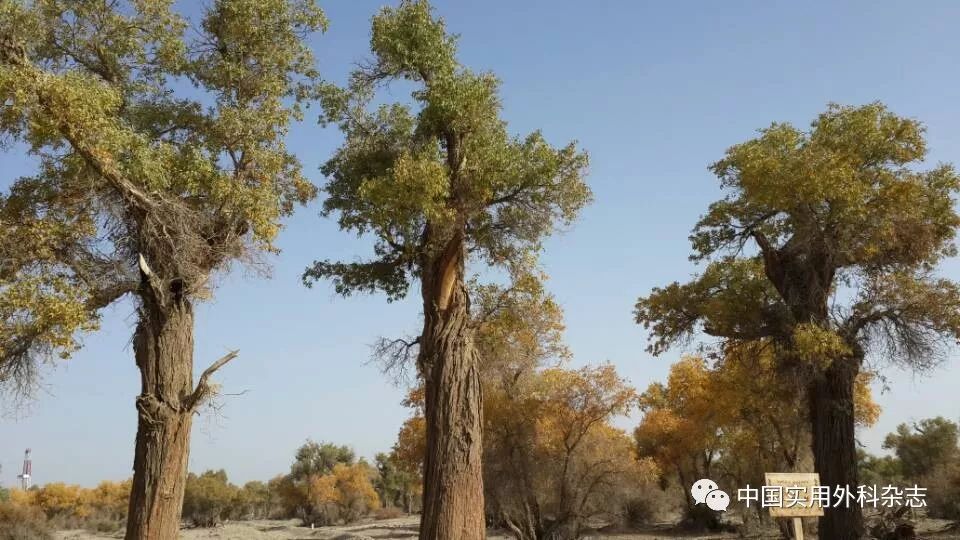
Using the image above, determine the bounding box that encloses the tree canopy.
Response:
[304,0,591,302]
[636,344,879,493]
[637,103,960,371]
[635,103,960,539]
[290,441,357,481]
[883,416,959,480]
[0,0,325,391]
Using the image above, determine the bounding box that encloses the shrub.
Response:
[859,450,904,487]
[85,480,130,532]
[229,480,276,520]
[923,460,960,520]
[88,480,131,522]
[0,481,130,532]
[680,503,722,532]
[301,463,381,526]
[89,517,124,533]
[33,482,91,526]
[884,418,959,480]
[330,463,380,523]
[622,497,657,528]
[271,474,309,520]
[182,470,238,527]
[0,502,54,540]
[374,506,405,520]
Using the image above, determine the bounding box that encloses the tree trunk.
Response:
[418,233,485,540]
[502,507,539,540]
[808,356,863,540]
[125,293,195,539]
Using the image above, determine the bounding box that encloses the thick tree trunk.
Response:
[808,356,863,540]
[125,294,195,540]
[418,234,485,540]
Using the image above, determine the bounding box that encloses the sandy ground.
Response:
[54,516,738,540]
[56,517,473,540]
[54,515,960,540]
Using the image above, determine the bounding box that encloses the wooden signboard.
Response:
[764,472,824,540]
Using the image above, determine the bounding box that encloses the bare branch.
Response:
[371,336,420,384]
[186,350,239,411]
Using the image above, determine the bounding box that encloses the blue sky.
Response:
[3,0,960,487]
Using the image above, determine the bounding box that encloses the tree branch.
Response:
[372,336,421,383]
[470,283,520,329]
[844,307,898,339]
[186,350,239,412]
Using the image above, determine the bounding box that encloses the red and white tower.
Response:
[16,448,31,490]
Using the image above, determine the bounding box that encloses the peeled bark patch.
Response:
[418,244,485,540]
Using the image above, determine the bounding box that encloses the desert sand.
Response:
[52,515,960,540]
[53,516,742,540]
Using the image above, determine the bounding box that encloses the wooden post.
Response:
[792,517,803,540]
[765,473,821,540]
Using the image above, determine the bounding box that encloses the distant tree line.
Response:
[859,416,960,521]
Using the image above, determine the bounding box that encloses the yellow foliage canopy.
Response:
[636,344,880,488]
[306,463,380,524]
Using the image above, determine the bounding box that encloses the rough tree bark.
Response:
[418,233,485,540]
[125,257,237,540]
[125,295,194,540]
[808,355,864,540]
[757,244,863,539]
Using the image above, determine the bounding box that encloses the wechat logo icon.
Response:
[691,478,730,511]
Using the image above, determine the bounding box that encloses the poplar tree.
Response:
[0,1,325,537]
[636,103,960,539]
[305,2,590,537]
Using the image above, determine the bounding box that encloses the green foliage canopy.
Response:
[290,441,356,481]
[304,0,591,301]
[182,469,237,527]
[0,0,325,389]
[636,103,960,371]
[882,416,959,479]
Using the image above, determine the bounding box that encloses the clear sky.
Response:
[2,0,960,488]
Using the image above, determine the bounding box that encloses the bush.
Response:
[373,505,405,520]
[89,517,124,533]
[231,480,276,520]
[622,497,657,528]
[305,463,381,525]
[0,481,129,532]
[182,470,238,527]
[924,461,960,520]
[0,502,54,540]
[32,482,90,527]
[88,480,131,523]
[859,450,905,487]
[679,503,722,532]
